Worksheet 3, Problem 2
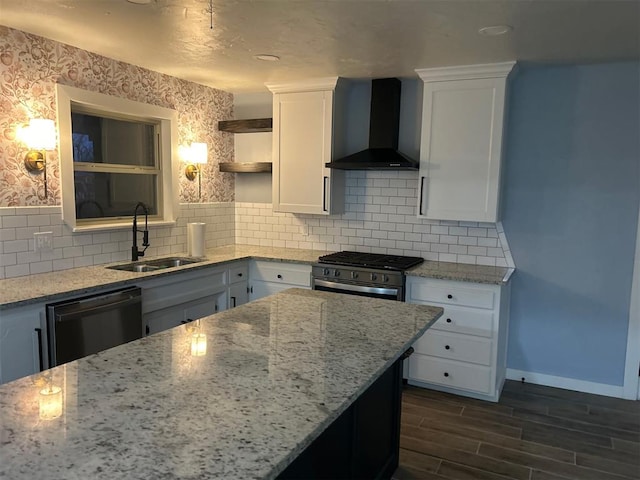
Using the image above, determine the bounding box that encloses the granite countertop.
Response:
[0,288,443,480]
[0,244,513,309]
[406,260,513,285]
[0,245,331,309]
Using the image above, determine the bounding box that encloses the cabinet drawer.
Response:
[229,264,248,284]
[142,268,226,314]
[409,279,495,309]
[430,305,495,338]
[408,354,492,394]
[251,261,311,287]
[413,330,492,365]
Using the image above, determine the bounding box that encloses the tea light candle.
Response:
[39,386,62,420]
[191,333,207,357]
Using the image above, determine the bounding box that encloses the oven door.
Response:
[312,279,402,301]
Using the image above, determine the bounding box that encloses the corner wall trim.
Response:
[506,369,624,399]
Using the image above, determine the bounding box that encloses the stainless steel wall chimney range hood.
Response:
[325,78,418,170]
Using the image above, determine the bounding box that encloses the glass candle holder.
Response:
[191,333,207,357]
[39,386,62,420]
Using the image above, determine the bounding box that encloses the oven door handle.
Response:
[313,279,399,297]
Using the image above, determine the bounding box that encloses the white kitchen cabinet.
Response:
[415,62,516,222]
[266,78,345,215]
[228,262,249,308]
[0,303,47,384]
[141,265,228,335]
[249,260,311,302]
[406,276,510,402]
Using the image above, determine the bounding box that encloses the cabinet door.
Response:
[146,291,226,335]
[0,304,46,384]
[145,304,184,335]
[184,293,223,321]
[229,282,249,308]
[249,281,294,302]
[273,90,334,214]
[416,63,514,223]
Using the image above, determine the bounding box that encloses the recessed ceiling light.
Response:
[478,25,513,36]
[127,0,152,4]
[253,54,280,62]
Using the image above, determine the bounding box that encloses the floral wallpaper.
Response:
[0,26,235,206]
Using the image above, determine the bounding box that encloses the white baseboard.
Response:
[506,369,625,399]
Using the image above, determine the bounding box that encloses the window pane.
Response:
[71,112,156,167]
[75,171,158,220]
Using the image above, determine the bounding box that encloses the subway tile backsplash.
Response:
[0,171,515,279]
[0,203,234,279]
[235,171,514,269]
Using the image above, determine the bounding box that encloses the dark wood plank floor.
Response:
[394,381,640,480]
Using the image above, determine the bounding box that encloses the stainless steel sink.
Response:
[107,256,202,273]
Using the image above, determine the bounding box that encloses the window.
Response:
[56,84,178,231]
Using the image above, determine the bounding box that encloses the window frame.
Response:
[56,84,179,232]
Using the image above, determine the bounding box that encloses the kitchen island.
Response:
[0,288,442,479]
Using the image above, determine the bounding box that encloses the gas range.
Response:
[312,251,424,301]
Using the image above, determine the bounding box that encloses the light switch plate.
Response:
[34,231,53,253]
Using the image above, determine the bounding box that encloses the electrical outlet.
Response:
[300,224,309,236]
[34,231,53,253]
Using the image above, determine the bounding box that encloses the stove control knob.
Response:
[371,273,378,281]
[382,274,389,282]
[323,268,330,276]
[334,270,341,277]
[351,271,359,280]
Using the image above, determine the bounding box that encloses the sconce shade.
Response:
[190,143,208,164]
[25,119,56,151]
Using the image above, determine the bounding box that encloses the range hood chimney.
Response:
[326,78,418,170]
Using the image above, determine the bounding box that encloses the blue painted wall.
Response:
[502,62,640,386]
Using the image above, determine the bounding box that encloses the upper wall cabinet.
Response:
[266,78,345,215]
[416,62,516,223]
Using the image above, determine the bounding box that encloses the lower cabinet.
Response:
[228,262,249,308]
[141,265,228,335]
[249,260,312,301]
[0,303,47,384]
[406,276,510,402]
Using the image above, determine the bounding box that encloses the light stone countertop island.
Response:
[0,288,442,479]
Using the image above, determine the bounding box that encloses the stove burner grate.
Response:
[318,251,424,271]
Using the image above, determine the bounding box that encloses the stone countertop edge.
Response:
[405,260,513,285]
[0,288,443,480]
[0,245,513,309]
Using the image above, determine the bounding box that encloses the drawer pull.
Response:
[237,273,243,277]
[447,294,453,299]
[446,318,452,323]
[443,372,449,377]
[445,345,450,350]
[277,274,282,279]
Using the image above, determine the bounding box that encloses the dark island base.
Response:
[278,357,403,479]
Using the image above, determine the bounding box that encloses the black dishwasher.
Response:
[46,286,143,367]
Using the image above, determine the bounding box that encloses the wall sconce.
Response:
[182,142,208,198]
[39,384,63,420]
[19,118,57,199]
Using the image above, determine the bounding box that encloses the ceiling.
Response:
[0,0,638,93]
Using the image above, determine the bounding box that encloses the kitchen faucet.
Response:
[132,202,150,261]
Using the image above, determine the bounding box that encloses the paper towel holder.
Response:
[182,143,208,198]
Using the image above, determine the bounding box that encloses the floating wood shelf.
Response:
[218,118,272,133]
[219,162,272,173]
